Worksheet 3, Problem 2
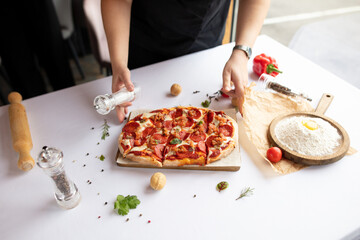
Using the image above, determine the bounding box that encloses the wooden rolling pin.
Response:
[8,92,34,171]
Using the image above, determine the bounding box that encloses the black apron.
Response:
[128,0,231,69]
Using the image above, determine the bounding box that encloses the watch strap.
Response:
[233,45,252,59]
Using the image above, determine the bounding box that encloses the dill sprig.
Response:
[235,187,254,200]
[101,119,110,140]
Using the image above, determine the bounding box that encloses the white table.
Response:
[1,35,360,240]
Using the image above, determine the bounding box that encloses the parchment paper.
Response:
[242,84,313,174]
[242,83,356,175]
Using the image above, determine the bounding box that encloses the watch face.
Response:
[247,47,252,58]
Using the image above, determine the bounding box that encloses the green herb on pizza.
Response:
[170,138,182,145]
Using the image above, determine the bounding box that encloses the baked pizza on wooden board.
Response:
[116,107,241,171]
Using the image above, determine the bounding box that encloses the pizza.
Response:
[118,106,237,167]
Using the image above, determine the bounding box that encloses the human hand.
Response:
[222,50,249,115]
[112,65,134,123]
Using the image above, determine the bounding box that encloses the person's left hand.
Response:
[221,50,249,115]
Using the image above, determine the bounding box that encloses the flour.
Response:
[275,116,341,156]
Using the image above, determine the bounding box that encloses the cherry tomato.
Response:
[220,90,229,98]
[266,147,282,163]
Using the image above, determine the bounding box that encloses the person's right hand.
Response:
[112,65,134,123]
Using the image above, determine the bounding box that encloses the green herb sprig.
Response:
[114,195,141,216]
[96,155,105,161]
[201,90,222,108]
[101,119,110,140]
[235,187,254,200]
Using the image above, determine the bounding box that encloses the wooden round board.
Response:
[268,94,350,165]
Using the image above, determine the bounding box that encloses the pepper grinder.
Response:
[258,73,312,101]
[37,146,81,209]
[94,84,141,115]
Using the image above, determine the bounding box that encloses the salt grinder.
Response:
[94,85,141,115]
[37,146,81,209]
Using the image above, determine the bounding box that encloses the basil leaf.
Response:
[170,138,182,145]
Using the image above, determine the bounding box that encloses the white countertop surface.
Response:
[1,35,360,240]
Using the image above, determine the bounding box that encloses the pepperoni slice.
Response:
[132,114,143,122]
[190,131,206,142]
[179,130,190,140]
[219,125,233,137]
[122,122,140,133]
[164,120,172,130]
[209,149,220,158]
[185,117,194,127]
[153,144,165,159]
[176,145,198,159]
[197,141,206,153]
[206,135,217,148]
[170,108,183,118]
[151,134,168,144]
[207,111,214,124]
[142,127,156,138]
[164,145,170,156]
[188,109,201,119]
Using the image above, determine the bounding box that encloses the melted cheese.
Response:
[130,145,148,152]
[122,138,132,146]
[213,118,220,127]
[221,137,233,147]
[142,112,156,119]
[164,115,172,121]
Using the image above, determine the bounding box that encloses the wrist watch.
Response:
[233,45,252,59]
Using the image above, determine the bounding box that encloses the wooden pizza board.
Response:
[268,94,350,165]
[116,108,241,171]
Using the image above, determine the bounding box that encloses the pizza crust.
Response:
[163,156,206,167]
[126,153,162,167]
